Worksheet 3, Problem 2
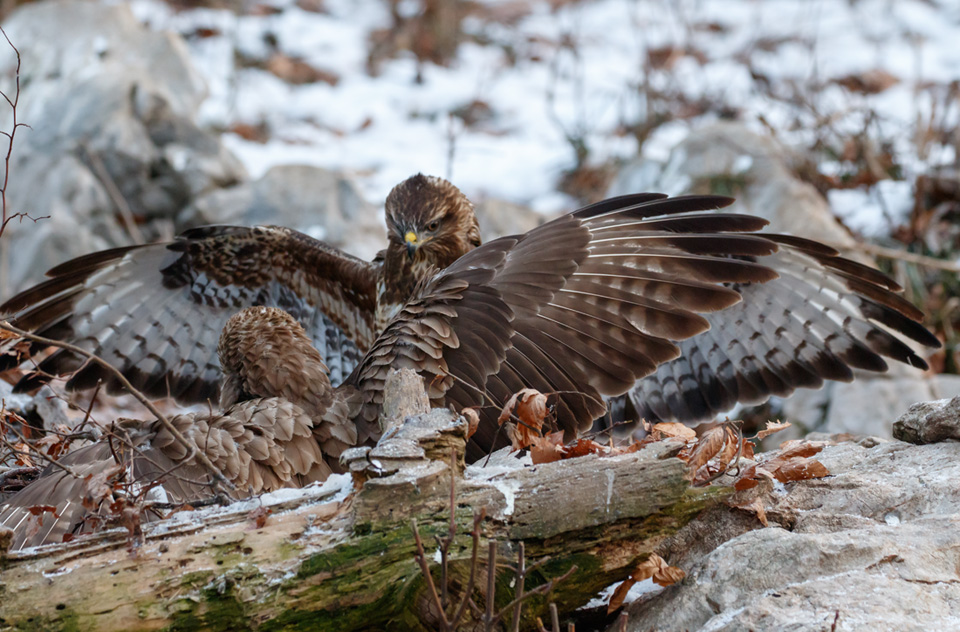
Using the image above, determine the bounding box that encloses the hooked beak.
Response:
[404,231,418,259]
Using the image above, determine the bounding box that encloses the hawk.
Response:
[1,193,939,546]
[0,173,480,401]
[0,307,358,550]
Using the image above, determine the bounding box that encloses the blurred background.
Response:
[0,0,957,438]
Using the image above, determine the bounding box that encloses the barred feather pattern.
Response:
[0,226,379,401]
[0,397,325,551]
[349,194,938,459]
[0,175,481,405]
[622,235,938,425]
[0,308,355,549]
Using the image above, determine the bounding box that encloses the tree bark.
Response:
[0,373,724,631]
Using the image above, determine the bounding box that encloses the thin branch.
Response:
[511,542,526,632]
[81,146,146,245]
[484,540,497,631]
[824,239,960,273]
[493,565,578,626]
[448,508,486,627]
[0,321,235,494]
[411,518,450,630]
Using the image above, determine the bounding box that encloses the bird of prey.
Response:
[0,306,358,550]
[0,173,480,401]
[0,193,939,546]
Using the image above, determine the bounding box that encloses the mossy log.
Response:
[0,373,726,631]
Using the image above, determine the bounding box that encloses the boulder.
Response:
[0,2,245,292]
[624,400,960,632]
[180,164,385,259]
[609,122,857,247]
[893,394,960,444]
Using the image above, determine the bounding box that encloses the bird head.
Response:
[384,174,481,269]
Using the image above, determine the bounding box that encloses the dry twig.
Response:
[0,321,234,495]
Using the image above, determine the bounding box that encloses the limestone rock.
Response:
[625,436,960,632]
[474,196,550,241]
[0,1,245,292]
[893,395,960,444]
[180,165,384,260]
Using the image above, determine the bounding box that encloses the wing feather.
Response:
[1,226,379,402]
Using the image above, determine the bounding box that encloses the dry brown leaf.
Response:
[715,429,740,465]
[530,431,565,464]
[731,497,769,527]
[651,422,696,441]
[564,438,605,459]
[248,506,272,529]
[499,388,550,450]
[772,458,830,483]
[756,420,791,440]
[461,407,481,439]
[27,505,58,518]
[82,463,124,510]
[654,564,687,587]
[685,425,729,470]
[734,463,775,491]
[606,577,637,613]
[741,440,756,460]
[777,440,828,459]
[13,442,33,467]
[0,328,18,341]
[631,553,686,587]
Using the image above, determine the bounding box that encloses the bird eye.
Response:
[426,220,440,232]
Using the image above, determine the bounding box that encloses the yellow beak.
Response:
[404,231,418,258]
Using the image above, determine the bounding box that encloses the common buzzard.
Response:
[0,174,479,400]
[0,193,939,546]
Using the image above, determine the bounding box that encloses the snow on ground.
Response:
[118,0,959,233]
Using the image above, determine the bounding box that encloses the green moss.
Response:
[4,608,83,632]
[164,581,252,632]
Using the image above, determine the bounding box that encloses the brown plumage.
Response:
[1,193,940,546]
[0,307,349,550]
[377,173,482,331]
[0,174,479,402]
[351,193,939,457]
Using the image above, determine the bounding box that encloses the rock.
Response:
[0,2,245,292]
[180,165,385,260]
[625,435,960,632]
[609,122,859,247]
[474,196,550,241]
[780,374,960,438]
[893,395,960,444]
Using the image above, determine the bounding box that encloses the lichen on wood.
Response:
[0,372,726,631]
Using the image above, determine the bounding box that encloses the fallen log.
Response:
[0,371,725,631]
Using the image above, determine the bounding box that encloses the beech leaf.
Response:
[756,420,791,440]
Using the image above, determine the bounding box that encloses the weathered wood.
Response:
[0,409,723,631]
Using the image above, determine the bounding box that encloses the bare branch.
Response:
[0,321,235,494]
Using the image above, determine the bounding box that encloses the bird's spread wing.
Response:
[0,226,379,403]
[0,397,325,550]
[624,233,939,424]
[348,194,799,453]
